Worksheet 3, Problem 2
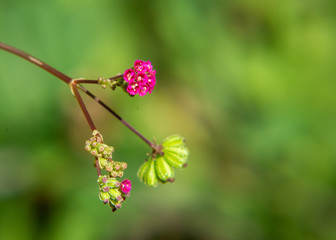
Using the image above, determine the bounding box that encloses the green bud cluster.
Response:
[98,175,129,211]
[137,135,189,187]
[99,158,128,178]
[85,130,130,212]
[84,131,114,159]
[98,77,126,91]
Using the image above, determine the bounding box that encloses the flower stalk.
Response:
[0,41,189,212]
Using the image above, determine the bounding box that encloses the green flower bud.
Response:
[155,156,175,182]
[120,162,127,170]
[105,162,113,172]
[98,157,108,169]
[110,171,118,178]
[85,145,91,152]
[113,162,121,170]
[106,178,120,188]
[99,191,110,204]
[98,175,108,184]
[117,171,124,178]
[109,188,121,200]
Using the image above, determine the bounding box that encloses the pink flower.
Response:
[127,81,140,95]
[120,179,132,193]
[148,69,156,77]
[147,75,156,88]
[125,60,157,96]
[123,69,135,83]
[136,73,149,85]
[138,85,149,96]
[143,61,153,72]
[134,60,145,73]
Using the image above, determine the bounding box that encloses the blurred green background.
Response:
[1,0,336,239]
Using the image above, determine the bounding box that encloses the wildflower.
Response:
[123,69,136,83]
[120,179,132,193]
[123,59,157,96]
[127,81,140,95]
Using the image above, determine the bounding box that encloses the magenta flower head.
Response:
[120,179,132,193]
[123,69,135,83]
[124,59,157,97]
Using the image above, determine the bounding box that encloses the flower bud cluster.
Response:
[98,175,131,212]
[123,60,156,96]
[98,77,125,91]
[84,131,114,159]
[85,130,132,212]
[138,135,189,187]
[98,157,127,178]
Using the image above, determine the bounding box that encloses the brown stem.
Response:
[74,80,98,84]
[77,84,155,148]
[71,82,96,131]
[95,158,101,176]
[0,42,72,84]
[0,42,155,149]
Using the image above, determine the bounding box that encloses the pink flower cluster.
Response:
[123,60,156,96]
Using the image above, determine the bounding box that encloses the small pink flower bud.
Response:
[105,162,113,172]
[117,171,124,178]
[120,162,127,170]
[101,176,108,184]
[90,149,98,156]
[102,185,110,192]
[116,195,123,202]
[85,145,91,151]
[120,179,132,194]
[110,171,118,178]
[113,162,121,170]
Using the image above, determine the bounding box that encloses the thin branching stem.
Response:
[0,42,156,149]
[0,42,72,84]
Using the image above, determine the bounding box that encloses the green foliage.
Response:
[0,0,336,239]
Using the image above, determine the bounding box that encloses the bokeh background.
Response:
[1,0,336,239]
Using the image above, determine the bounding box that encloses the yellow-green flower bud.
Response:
[109,188,121,200]
[120,162,127,170]
[117,171,124,178]
[99,191,110,204]
[105,162,113,172]
[106,178,120,188]
[98,157,108,169]
[110,171,118,178]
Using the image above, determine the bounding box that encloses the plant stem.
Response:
[0,42,155,149]
[0,42,72,84]
[71,82,96,131]
[77,84,155,148]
